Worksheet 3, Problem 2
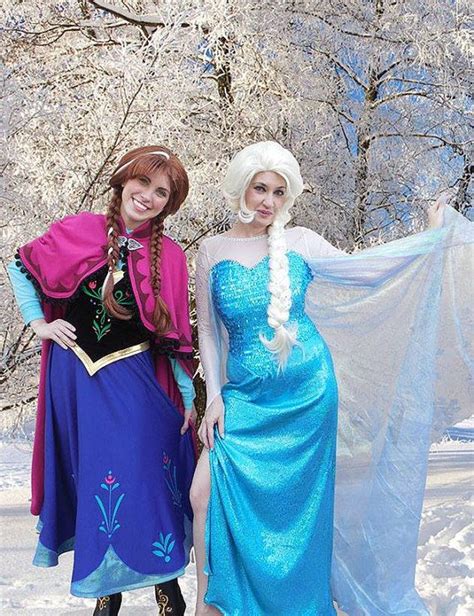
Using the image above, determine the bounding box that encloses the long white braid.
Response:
[259,207,297,369]
[222,141,305,369]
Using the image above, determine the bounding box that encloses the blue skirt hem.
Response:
[71,568,187,598]
[70,544,189,598]
[33,536,75,567]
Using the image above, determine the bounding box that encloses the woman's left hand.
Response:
[427,189,455,229]
[181,405,197,435]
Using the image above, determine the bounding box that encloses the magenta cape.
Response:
[18,213,196,515]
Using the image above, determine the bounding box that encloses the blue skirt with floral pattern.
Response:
[33,343,194,598]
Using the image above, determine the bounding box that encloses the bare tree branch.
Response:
[88,0,192,29]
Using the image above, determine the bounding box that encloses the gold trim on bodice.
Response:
[70,341,150,376]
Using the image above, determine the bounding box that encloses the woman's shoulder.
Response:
[198,233,225,253]
[286,225,305,235]
[162,233,185,257]
[25,212,106,246]
[286,225,329,242]
[286,225,345,257]
[162,233,181,247]
[195,233,238,270]
[50,212,106,233]
[58,211,104,224]
[285,225,313,240]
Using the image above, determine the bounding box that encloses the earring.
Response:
[237,208,255,224]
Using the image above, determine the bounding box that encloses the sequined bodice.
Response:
[210,251,318,373]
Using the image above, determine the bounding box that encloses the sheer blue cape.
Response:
[304,207,472,613]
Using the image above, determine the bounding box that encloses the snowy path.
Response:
[0,433,472,615]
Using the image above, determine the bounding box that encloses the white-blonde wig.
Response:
[223,141,304,369]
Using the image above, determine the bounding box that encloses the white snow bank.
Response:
[1,427,472,615]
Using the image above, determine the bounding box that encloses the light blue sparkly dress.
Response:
[196,214,473,616]
[210,252,337,615]
[196,230,341,616]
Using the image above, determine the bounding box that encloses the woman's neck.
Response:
[227,220,269,239]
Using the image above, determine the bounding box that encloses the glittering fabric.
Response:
[196,209,473,616]
[206,252,338,615]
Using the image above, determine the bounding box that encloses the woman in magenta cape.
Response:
[9,146,197,615]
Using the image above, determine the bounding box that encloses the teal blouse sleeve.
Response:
[169,358,196,411]
[7,260,45,325]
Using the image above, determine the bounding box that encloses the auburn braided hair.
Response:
[149,213,173,333]
[102,145,189,336]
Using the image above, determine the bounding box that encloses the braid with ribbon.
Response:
[102,191,132,319]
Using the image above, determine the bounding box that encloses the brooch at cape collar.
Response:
[118,236,143,251]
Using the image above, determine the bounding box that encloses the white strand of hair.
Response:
[259,207,298,370]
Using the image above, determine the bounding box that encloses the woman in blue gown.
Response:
[191,141,472,615]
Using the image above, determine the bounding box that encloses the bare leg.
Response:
[190,449,221,616]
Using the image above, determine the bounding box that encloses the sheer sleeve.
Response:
[298,207,473,613]
[195,240,225,410]
[296,224,445,287]
[168,358,196,411]
[294,226,346,258]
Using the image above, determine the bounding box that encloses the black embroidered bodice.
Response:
[17,233,188,374]
[65,266,150,372]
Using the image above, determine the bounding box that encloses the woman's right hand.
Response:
[198,395,225,450]
[30,318,77,349]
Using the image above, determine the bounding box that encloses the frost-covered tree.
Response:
[1,0,471,429]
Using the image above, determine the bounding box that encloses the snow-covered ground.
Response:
[0,421,472,615]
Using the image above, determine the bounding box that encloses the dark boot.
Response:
[154,579,186,615]
[93,593,122,615]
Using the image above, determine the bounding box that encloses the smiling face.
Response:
[243,171,288,230]
[120,169,171,229]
